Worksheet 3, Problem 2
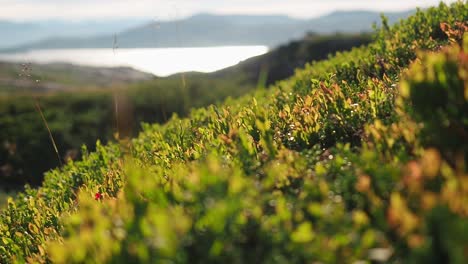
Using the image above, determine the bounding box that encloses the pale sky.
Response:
[0,0,461,21]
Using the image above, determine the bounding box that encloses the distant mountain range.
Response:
[0,19,147,49]
[1,11,413,51]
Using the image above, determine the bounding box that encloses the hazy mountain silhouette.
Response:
[2,11,413,51]
[0,19,147,48]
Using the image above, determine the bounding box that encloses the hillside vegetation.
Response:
[0,33,370,189]
[0,2,467,263]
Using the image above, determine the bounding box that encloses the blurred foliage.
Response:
[0,190,15,210]
[0,2,467,263]
[0,33,371,188]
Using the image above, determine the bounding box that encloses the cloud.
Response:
[0,0,459,21]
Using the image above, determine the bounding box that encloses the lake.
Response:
[0,46,269,77]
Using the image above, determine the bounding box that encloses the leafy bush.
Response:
[0,2,467,263]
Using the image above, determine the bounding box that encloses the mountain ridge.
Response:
[0,19,147,49]
[1,10,413,51]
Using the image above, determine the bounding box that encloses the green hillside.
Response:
[0,2,467,263]
[216,32,372,86]
[0,33,370,189]
[0,62,153,94]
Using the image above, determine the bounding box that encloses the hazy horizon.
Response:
[0,0,460,22]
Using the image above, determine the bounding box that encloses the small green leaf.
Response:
[291,222,315,243]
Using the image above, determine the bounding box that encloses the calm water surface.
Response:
[0,46,269,76]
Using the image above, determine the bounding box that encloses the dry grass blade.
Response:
[34,99,63,166]
[114,93,120,139]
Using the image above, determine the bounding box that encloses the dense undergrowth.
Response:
[0,2,467,263]
[0,33,370,188]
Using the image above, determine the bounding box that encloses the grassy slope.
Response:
[0,2,467,263]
